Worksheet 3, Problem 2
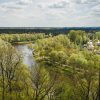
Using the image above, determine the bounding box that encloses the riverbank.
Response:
[14,44,35,67]
[11,41,34,45]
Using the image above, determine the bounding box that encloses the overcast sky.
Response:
[0,0,100,27]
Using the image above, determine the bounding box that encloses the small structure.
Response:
[87,40,94,50]
[96,40,100,46]
[82,44,87,48]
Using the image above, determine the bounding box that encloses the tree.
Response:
[33,35,70,67]
[68,30,87,45]
[0,40,21,100]
[68,51,100,100]
[95,32,100,40]
[30,65,56,100]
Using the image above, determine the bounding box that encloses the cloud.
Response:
[17,0,33,5]
[0,0,33,12]
[91,4,100,17]
[1,3,23,10]
[0,0,100,27]
[37,0,70,9]
[48,1,69,9]
[83,0,100,3]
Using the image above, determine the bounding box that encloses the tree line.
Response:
[0,30,100,100]
[0,33,50,43]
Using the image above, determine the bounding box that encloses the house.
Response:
[87,40,94,50]
[96,40,100,46]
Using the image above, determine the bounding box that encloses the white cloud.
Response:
[48,1,69,9]
[17,0,33,5]
[0,0,33,12]
[0,0,100,27]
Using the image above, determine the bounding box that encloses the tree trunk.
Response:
[98,69,100,100]
[2,75,5,100]
[1,68,5,100]
[34,90,38,100]
[86,80,91,100]
[8,80,12,100]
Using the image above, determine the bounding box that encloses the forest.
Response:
[0,27,100,34]
[0,30,100,100]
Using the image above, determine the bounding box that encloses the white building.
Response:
[96,40,100,46]
[88,40,94,50]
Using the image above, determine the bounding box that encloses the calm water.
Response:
[14,44,35,67]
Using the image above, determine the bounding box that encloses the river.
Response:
[14,44,35,67]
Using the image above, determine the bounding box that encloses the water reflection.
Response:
[14,44,35,67]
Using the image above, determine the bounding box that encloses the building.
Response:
[88,40,94,50]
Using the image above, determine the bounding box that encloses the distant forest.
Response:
[0,27,100,34]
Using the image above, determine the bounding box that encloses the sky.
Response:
[0,0,100,27]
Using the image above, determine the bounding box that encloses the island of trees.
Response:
[0,30,100,100]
